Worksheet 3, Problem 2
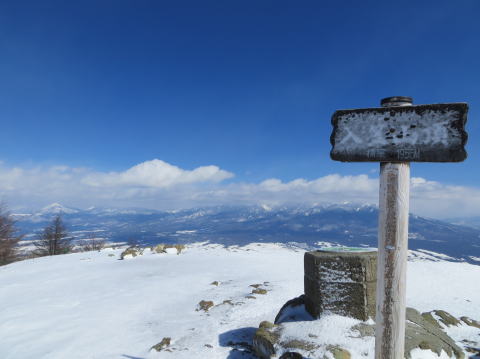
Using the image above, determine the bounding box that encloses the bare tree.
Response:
[0,204,23,265]
[79,232,105,252]
[34,215,73,256]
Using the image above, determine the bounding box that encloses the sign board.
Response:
[330,103,468,162]
[329,97,469,359]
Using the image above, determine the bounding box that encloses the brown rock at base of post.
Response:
[304,249,377,320]
[351,322,375,337]
[404,308,464,359]
[253,294,467,359]
[281,339,318,352]
[349,308,465,358]
[252,322,281,359]
[421,311,443,329]
[259,321,275,329]
[461,316,480,328]
[326,345,351,359]
[434,309,461,327]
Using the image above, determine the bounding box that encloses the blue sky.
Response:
[1,1,479,216]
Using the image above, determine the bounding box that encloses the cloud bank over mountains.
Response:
[0,159,478,219]
[82,159,233,188]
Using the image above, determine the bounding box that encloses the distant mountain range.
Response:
[445,216,480,230]
[13,203,480,264]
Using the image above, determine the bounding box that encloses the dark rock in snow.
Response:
[151,337,171,351]
[281,339,318,352]
[120,246,143,259]
[252,322,281,359]
[405,308,464,359]
[252,288,268,295]
[196,300,214,312]
[279,352,303,359]
[274,295,312,324]
[433,309,462,327]
[254,296,467,359]
[326,345,351,359]
[461,316,480,329]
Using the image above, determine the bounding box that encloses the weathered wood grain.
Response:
[375,162,410,359]
[330,103,468,162]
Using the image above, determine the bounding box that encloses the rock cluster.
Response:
[119,246,144,259]
[119,244,185,259]
[404,308,463,359]
[197,300,214,312]
[151,337,171,352]
[252,295,478,359]
[152,244,185,254]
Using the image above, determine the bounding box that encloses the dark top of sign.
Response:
[330,103,468,163]
[381,96,413,106]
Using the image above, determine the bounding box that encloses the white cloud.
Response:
[214,175,379,206]
[0,159,479,219]
[82,159,233,188]
[409,176,480,218]
[0,159,234,210]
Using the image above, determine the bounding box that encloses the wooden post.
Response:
[330,95,468,357]
[375,96,412,359]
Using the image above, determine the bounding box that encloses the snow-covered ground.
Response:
[0,243,479,359]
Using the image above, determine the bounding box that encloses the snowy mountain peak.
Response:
[38,203,79,215]
[260,204,273,212]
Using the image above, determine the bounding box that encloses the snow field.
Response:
[0,243,479,358]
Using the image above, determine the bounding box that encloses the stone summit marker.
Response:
[330,96,468,359]
[304,248,377,321]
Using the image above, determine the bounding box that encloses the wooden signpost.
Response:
[330,96,468,359]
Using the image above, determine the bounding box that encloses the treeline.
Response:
[0,203,105,266]
[0,205,22,265]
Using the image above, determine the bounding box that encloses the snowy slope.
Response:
[0,243,479,359]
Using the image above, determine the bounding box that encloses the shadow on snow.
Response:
[219,326,258,359]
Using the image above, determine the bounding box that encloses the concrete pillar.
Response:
[304,248,377,321]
